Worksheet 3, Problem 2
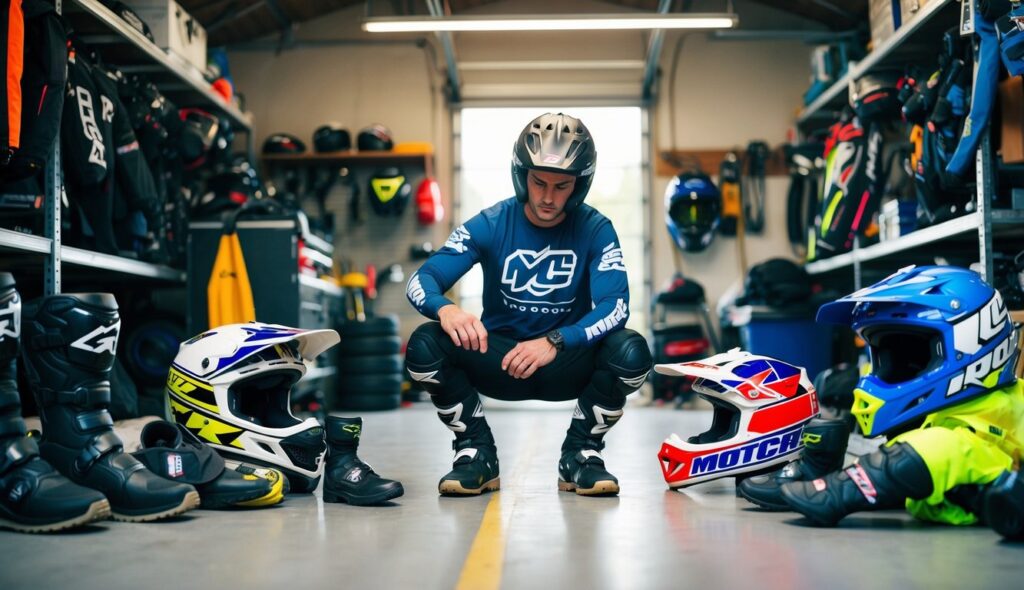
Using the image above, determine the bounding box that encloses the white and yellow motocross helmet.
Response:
[167,322,339,492]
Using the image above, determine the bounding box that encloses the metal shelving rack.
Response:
[5,0,254,295]
[800,0,1023,288]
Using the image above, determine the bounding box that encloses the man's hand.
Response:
[437,304,489,353]
[501,337,557,379]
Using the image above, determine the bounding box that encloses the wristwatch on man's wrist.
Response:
[545,330,565,352]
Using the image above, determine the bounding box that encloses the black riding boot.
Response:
[558,394,624,496]
[780,442,933,526]
[738,418,850,510]
[0,275,110,532]
[22,293,199,521]
[322,416,404,505]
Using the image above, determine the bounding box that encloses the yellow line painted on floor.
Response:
[455,419,546,589]
[455,493,505,590]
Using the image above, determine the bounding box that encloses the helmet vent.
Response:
[565,140,581,160]
[545,123,554,130]
[562,125,570,133]
[526,134,539,153]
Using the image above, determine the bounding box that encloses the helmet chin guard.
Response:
[656,349,819,488]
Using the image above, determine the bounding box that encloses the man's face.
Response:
[524,169,576,227]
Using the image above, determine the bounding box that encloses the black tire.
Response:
[338,354,403,375]
[334,392,401,411]
[337,315,399,339]
[337,335,402,356]
[337,373,403,394]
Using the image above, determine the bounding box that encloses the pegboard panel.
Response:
[289,163,449,342]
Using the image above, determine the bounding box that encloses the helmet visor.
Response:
[669,199,717,230]
[862,325,943,384]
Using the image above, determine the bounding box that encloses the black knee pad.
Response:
[597,329,653,394]
[404,322,452,392]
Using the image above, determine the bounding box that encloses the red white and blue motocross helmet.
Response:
[816,265,1019,438]
[657,349,819,488]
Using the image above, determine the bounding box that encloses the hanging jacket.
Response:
[62,46,119,253]
[2,0,25,168]
[3,0,66,182]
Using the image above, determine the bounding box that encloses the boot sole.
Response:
[736,487,790,511]
[439,477,500,496]
[0,499,111,533]
[111,491,201,523]
[558,479,619,496]
[323,483,405,506]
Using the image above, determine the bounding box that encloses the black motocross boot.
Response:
[436,395,500,496]
[22,293,199,522]
[738,418,850,510]
[980,470,1024,541]
[0,275,111,533]
[558,396,624,496]
[780,442,933,526]
[322,416,404,506]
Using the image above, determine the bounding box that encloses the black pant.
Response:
[405,322,652,406]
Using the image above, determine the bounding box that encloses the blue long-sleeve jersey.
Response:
[406,198,630,349]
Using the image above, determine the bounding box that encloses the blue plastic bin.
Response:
[736,308,833,379]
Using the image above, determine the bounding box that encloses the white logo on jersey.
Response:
[100,95,114,123]
[406,273,426,307]
[501,246,577,297]
[444,225,472,254]
[70,320,120,355]
[584,299,628,341]
[597,242,626,272]
[75,87,107,168]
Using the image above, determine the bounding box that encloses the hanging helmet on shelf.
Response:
[656,349,820,488]
[357,124,394,151]
[313,123,352,152]
[368,167,411,216]
[262,133,306,155]
[178,108,219,169]
[166,322,340,492]
[816,265,1019,438]
[511,112,597,214]
[664,171,721,253]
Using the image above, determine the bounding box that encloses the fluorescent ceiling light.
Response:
[363,14,738,33]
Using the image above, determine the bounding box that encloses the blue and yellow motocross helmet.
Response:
[665,172,721,253]
[817,265,1019,437]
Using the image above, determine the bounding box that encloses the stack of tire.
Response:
[335,314,403,411]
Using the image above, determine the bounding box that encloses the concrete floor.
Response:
[3,405,1022,590]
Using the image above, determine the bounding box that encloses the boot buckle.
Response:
[73,430,122,475]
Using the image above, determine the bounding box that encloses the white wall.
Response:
[650,2,815,312]
[227,0,816,338]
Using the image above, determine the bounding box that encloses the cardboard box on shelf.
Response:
[124,1,207,72]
